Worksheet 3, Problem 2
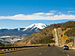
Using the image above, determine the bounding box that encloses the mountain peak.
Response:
[23,23,47,31]
[28,23,46,29]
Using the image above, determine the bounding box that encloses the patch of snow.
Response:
[23,23,47,31]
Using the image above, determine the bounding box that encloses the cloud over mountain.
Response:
[0,11,75,20]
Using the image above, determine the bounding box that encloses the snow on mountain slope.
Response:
[23,23,47,31]
[0,23,47,37]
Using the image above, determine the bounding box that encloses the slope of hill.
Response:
[15,21,75,46]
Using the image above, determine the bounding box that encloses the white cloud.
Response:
[0,12,75,20]
[45,13,54,15]
[33,12,54,16]
[33,13,45,15]
[47,14,75,20]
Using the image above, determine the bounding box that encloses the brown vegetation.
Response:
[15,21,75,46]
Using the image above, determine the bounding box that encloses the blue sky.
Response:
[0,0,75,16]
[0,20,73,29]
[0,0,75,28]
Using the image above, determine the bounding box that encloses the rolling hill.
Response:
[14,21,75,46]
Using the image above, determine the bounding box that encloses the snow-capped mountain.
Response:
[23,23,47,31]
[0,23,47,37]
[0,23,47,45]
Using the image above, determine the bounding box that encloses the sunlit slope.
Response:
[15,21,75,46]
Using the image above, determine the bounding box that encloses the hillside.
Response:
[15,21,75,46]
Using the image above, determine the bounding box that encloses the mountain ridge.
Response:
[0,23,47,37]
